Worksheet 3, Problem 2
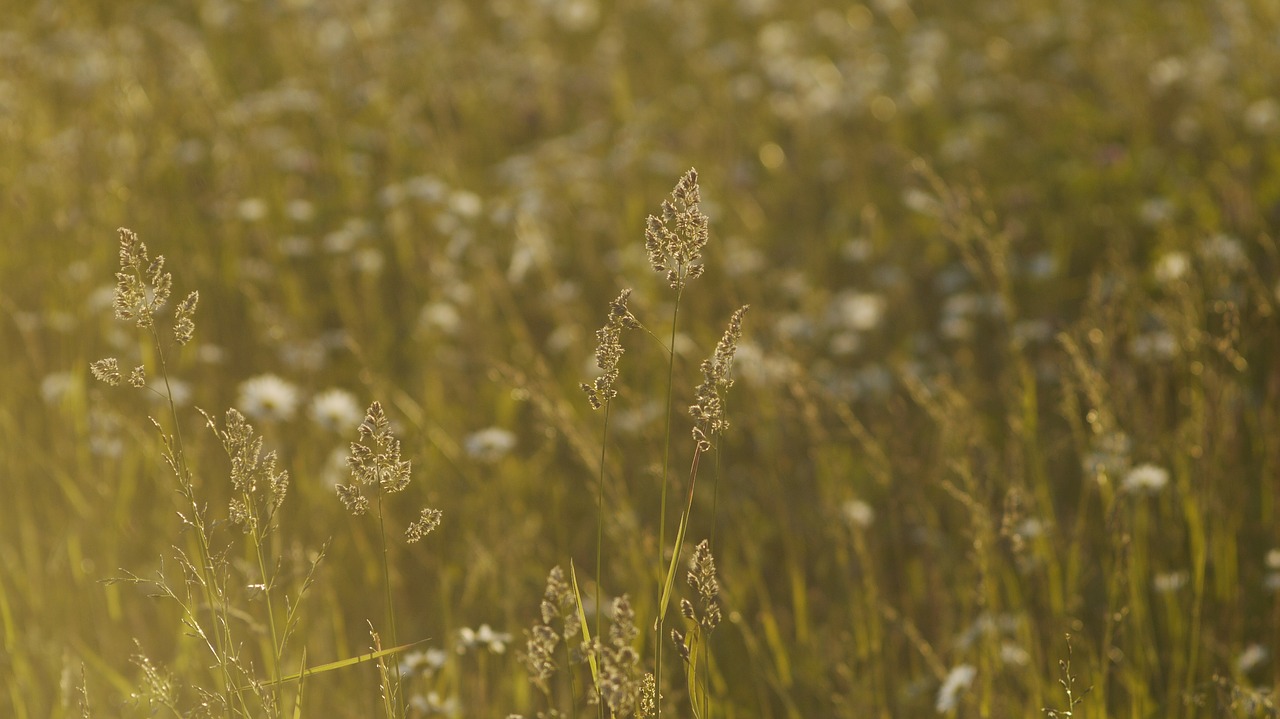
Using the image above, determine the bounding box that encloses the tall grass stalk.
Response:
[654,294,681,719]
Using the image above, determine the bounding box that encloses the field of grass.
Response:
[4,0,1280,716]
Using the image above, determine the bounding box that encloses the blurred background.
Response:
[3,0,1280,716]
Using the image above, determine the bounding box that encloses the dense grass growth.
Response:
[3,0,1280,716]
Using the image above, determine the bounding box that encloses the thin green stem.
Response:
[376,489,403,718]
[595,401,612,719]
[248,515,283,703]
[655,293,682,719]
[150,324,239,718]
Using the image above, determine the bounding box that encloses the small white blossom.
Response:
[935,664,976,713]
[1237,644,1269,674]
[1153,251,1190,283]
[457,624,512,654]
[1153,570,1188,593]
[841,499,875,529]
[1266,549,1280,570]
[309,389,362,432]
[1121,463,1170,495]
[237,374,301,421]
[464,428,517,462]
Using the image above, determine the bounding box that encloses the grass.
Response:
[3,0,1280,716]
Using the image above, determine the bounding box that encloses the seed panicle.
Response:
[405,507,443,543]
[581,289,638,409]
[338,401,412,514]
[645,169,709,291]
[690,305,749,451]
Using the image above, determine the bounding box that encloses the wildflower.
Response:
[448,190,483,219]
[1238,644,1269,674]
[1152,251,1190,283]
[828,290,886,332]
[408,691,460,717]
[236,197,269,222]
[1266,549,1280,570]
[1153,570,1188,593]
[400,647,448,677]
[309,388,363,432]
[237,374,301,422]
[418,301,462,336]
[841,499,875,529]
[463,427,517,462]
[458,624,511,654]
[645,169,709,291]
[935,664,976,713]
[1121,463,1170,495]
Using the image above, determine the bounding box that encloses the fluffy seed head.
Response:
[687,539,721,630]
[91,358,121,386]
[406,507,443,543]
[690,305,749,451]
[581,289,638,409]
[645,169,709,291]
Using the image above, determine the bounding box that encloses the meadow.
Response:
[3,0,1280,716]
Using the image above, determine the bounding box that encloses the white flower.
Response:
[399,647,449,677]
[829,290,886,331]
[237,374,301,421]
[448,190,482,219]
[464,428,517,462]
[418,302,462,336]
[841,499,875,529]
[476,624,512,654]
[457,624,512,654]
[935,664,976,713]
[1000,642,1030,666]
[1153,570,1188,593]
[236,197,269,222]
[40,372,76,405]
[309,389,362,432]
[1153,251,1190,283]
[1267,549,1280,570]
[409,691,460,716]
[1121,463,1170,495]
[1237,644,1269,674]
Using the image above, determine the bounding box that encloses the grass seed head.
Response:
[645,169,709,291]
